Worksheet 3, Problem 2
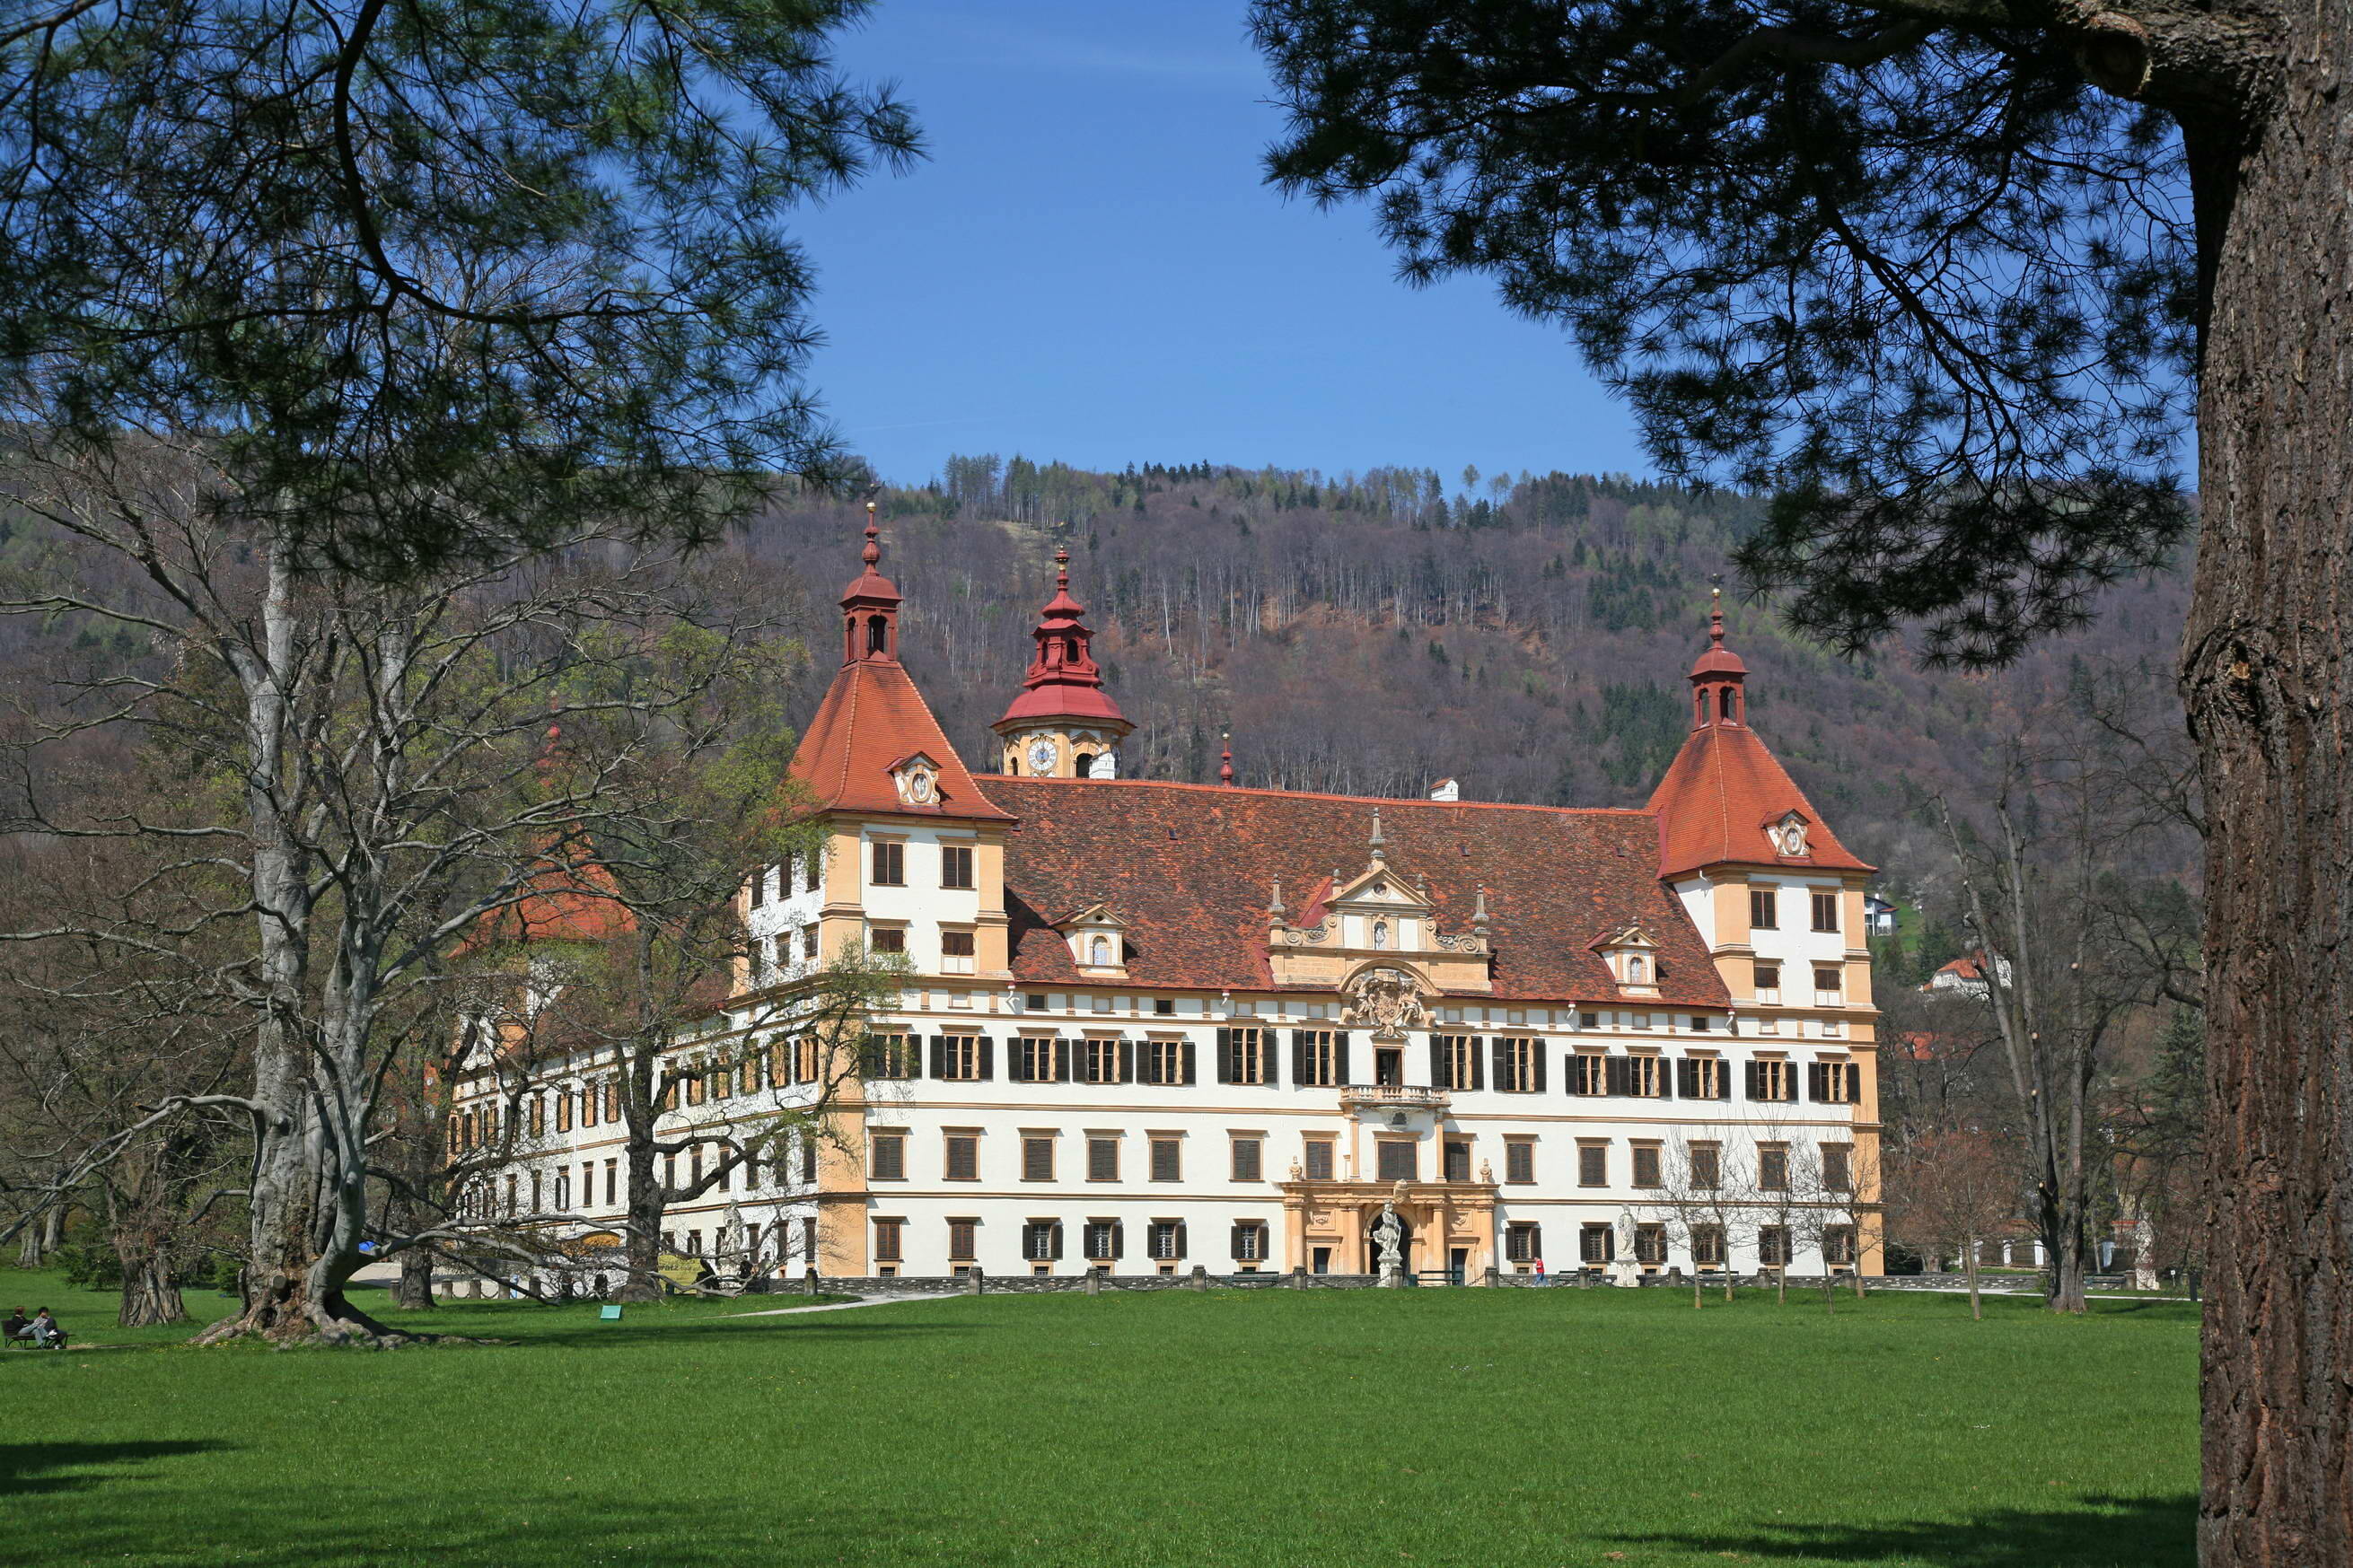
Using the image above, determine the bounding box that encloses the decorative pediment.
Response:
[1763,809,1813,859]
[1326,863,1434,914]
[888,751,944,808]
[1591,924,1663,994]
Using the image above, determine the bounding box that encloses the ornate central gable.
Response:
[1264,808,1495,994]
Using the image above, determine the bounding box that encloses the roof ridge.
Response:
[986,775,1655,817]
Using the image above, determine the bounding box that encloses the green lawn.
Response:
[2,1272,2195,1568]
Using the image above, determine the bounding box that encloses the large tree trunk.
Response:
[114,1242,185,1328]
[396,1243,435,1310]
[619,1123,666,1303]
[2183,23,2353,1558]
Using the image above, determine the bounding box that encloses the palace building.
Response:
[464,517,1883,1285]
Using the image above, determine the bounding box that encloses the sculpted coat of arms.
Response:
[1344,968,1427,1039]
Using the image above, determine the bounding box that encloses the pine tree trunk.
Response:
[2183,22,2353,1555]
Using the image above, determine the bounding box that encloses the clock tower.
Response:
[993,547,1133,778]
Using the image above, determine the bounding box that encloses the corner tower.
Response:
[992,546,1132,777]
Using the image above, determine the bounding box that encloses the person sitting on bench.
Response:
[3,1308,28,1345]
[26,1307,64,1349]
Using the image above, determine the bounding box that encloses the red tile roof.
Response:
[986,777,1731,1005]
[460,839,634,954]
[788,658,1014,823]
[1646,723,1873,879]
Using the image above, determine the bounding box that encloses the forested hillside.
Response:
[730,458,2193,894]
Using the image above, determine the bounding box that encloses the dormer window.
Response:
[1624,954,1646,984]
[1769,811,1811,858]
[889,753,941,809]
[1593,924,1662,996]
[1089,933,1112,968]
[1061,904,1128,976]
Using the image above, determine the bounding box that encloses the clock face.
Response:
[1027,738,1058,775]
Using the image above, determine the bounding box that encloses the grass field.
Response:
[2,1272,2195,1568]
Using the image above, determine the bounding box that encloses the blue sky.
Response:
[789,1,1647,487]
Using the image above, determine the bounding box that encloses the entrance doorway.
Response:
[1448,1248,1469,1286]
[1312,1247,1331,1275]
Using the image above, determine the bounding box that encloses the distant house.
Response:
[1926,952,2013,997]
[1863,894,1899,936]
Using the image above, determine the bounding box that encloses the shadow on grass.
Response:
[1613,1493,2195,1567]
[489,1314,976,1352]
[0,1441,231,1496]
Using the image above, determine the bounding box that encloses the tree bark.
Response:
[114,1242,185,1328]
[396,1242,435,1310]
[2182,14,2353,1556]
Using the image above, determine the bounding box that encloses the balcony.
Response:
[1339,1083,1451,1113]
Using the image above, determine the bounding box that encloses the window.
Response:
[1750,889,1778,929]
[1292,1029,1340,1087]
[948,1219,978,1263]
[1218,1027,1271,1085]
[1572,1053,1608,1097]
[1814,966,1844,1001]
[553,1169,569,1209]
[940,929,976,974]
[1579,1012,1601,1030]
[874,1218,903,1263]
[871,841,904,886]
[1086,1135,1119,1182]
[1154,998,1176,1015]
[749,867,767,907]
[1231,1222,1268,1263]
[1759,1144,1790,1191]
[1494,1036,1542,1093]
[863,1032,918,1080]
[1626,1055,1665,1097]
[1810,1059,1859,1104]
[1376,1140,1418,1182]
[1758,1225,1791,1267]
[801,1137,818,1185]
[1754,963,1782,1001]
[1504,1140,1536,1185]
[944,1133,980,1181]
[1088,934,1113,968]
[869,926,905,955]
[1692,1225,1726,1267]
[1823,1144,1853,1192]
[1690,1143,1722,1188]
[1579,1223,1614,1264]
[1634,1223,1668,1265]
[604,1158,618,1205]
[1631,1144,1663,1187]
[1148,1221,1186,1261]
[1141,1038,1191,1086]
[1303,1138,1335,1181]
[1022,1135,1055,1182]
[1442,1139,1471,1183]
[1623,954,1647,984]
[1812,890,1839,933]
[1506,1223,1542,1265]
[1435,1033,1480,1091]
[1747,1058,1796,1101]
[1017,1036,1063,1083]
[1679,1056,1730,1100]
[1577,1144,1608,1187]
[1150,1136,1181,1182]
[796,1037,821,1082]
[711,1063,732,1101]
[684,1069,706,1108]
[935,1034,988,1082]
[1071,1036,1120,1084]
[802,924,821,963]
[1084,1220,1122,1260]
[941,845,974,889]
[1231,1137,1263,1182]
[1824,1225,1857,1266]
[581,1082,598,1128]
[1022,1221,1063,1262]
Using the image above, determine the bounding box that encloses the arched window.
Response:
[1073,750,1097,775]
[1718,687,1736,720]
[866,615,887,654]
[1626,954,1646,983]
[1089,934,1111,967]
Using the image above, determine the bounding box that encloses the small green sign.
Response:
[599,1304,624,1321]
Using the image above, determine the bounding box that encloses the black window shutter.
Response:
[1051,1222,1065,1261]
[1471,1038,1486,1091]
[929,1036,948,1079]
[1606,1055,1631,1097]
[1009,1041,1030,1083]
[1291,1030,1310,1084]
[1745,1061,1764,1099]
[1677,1057,1699,1098]
[1137,1039,1157,1086]
[1492,1038,1511,1091]
[1806,1063,1827,1102]
[1660,1056,1678,1099]
[1119,1038,1134,1084]
[1257,1032,1277,1085]
[1216,1029,1235,1083]
[1054,1038,1072,1082]
[1230,1222,1246,1260]
[1532,1045,1546,1094]
[1175,1221,1188,1258]
[1334,1033,1352,1086]
[1428,1035,1446,1089]
[1528,1223,1541,1264]
[1181,1039,1197,1085]
[978,1038,994,1081]
[1111,1221,1123,1259]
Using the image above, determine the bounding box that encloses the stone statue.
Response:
[1373,1202,1405,1285]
